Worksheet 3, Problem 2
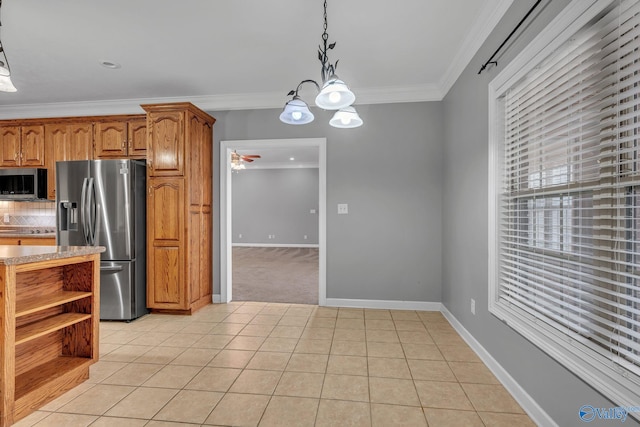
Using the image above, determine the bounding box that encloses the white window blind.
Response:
[489,0,640,408]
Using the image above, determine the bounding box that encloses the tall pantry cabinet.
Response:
[142,103,215,314]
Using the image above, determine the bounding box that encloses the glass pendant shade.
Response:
[279,98,315,125]
[329,106,363,128]
[315,77,355,110]
[0,74,16,92]
[0,64,15,92]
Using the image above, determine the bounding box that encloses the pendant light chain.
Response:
[319,0,336,84]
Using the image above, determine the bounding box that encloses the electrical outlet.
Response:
[470,299,476,315]
[337,204,349,214]
[238,234,242,239]
[304,235,308,240]
[3,213,9,223]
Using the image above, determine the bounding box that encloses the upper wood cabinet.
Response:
[94,120,126,158]
[145,110,184,176]
[44,122,93,200]
[0,124,45,167]
[94,116,146,159]
[128,118,147,159]
[0,125,21,166]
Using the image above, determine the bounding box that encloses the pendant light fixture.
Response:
[280,0,362,128]
[0,0,15,93]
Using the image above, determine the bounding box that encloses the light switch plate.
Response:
[337,204,348,215]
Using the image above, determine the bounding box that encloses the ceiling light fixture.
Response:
[99,60,122,69]
[0,0,16,93]
[230,150,261,172]
[279,0,362,128]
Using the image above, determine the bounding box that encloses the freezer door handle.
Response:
[100,264,124,272]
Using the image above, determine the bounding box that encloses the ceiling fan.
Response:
[231,150,261,163]
[231,150,261,171]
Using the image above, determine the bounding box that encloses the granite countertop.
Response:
[0,245,105,265]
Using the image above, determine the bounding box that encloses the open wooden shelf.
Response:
[15,313,92,345]
[16,291,92,317]
[14,356,89,401]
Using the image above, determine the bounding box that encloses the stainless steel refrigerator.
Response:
[56,159,148,321]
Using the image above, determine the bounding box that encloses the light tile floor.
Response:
[14,302,537,427]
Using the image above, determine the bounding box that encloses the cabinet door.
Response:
[147,177,186,309]
[127,118,147,159]
[44,124,69,200]
[147,111,184,176]
[20,125,45,166]
[94,121,127,158]
[68,123,93,160]
[0,125,22,166]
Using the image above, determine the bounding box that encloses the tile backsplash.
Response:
[0,201,56,227]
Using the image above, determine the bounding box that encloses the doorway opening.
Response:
[220,138,327,305]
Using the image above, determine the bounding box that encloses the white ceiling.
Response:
[0,0,512,119]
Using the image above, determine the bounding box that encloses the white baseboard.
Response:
[212,294,221,303]
[441,306,557,427]
[232,243,320,248]
[324,298,442,311]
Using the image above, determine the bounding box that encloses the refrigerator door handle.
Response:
[100,265,124,272]
[80,178,89,245]
[86,177,96,246]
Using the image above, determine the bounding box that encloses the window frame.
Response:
[488,0,640,408]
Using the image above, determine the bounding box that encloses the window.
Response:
[489,0,640,407]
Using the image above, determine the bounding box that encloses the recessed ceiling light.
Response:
[290,157,295,161]
[99,60,121,69]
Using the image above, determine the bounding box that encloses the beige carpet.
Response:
[232,247,319,305]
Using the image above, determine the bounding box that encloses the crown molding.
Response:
[438,0,514,97]
[0,83,448,120]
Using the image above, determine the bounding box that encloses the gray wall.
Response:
[441,1,638,426]
[232,168,319,245]
[211,102,444,302]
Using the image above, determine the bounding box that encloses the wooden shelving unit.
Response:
[0,251,100,427]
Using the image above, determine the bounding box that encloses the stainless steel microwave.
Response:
[0,168,48,200]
